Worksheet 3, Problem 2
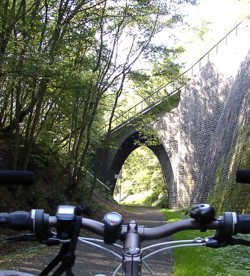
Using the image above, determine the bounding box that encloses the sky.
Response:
[117,0,249,108]
[134,0,249,71]
[185,0,248,29]
[176,0,249,66]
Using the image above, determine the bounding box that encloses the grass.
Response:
[161,209,250,276]
[0,241,49,269]
[116,190,153,205]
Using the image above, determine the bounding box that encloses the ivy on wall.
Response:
[207,125,250,214]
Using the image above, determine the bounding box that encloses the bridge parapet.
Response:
[109,21,250,133]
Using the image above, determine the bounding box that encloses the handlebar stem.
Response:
[121,220,142,275]
[122,220,141,249]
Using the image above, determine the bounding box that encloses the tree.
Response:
[0,0,195,197]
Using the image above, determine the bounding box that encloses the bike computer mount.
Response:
[103,212,123,244]
[56,205,77,239]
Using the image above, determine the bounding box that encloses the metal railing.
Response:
[106,20,249,133]
[86,170,110,192]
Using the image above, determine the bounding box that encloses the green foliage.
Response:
[114,146,167,206]
[0,0,194,200]
[161,209,250,276]
[207,125,250,214]
[192,20,211,41]
[149,90,181,114]
[128,46,184,100]
[205,245,250,276]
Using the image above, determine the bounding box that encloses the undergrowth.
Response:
[161,209,250,276]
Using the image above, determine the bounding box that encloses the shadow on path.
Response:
[1,206,173,275]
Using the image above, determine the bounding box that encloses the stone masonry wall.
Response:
[177,64,232,207]
[191,51,250,210]
[154,21,250,208]
[104,21,250,209]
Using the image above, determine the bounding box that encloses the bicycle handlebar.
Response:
[1,170,249,241]
[1,209,250,242]
[236,169,250,184]
[0,211,32,231]
[235,214,250,234]
[0,171,34,186]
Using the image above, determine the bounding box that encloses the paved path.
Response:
[3,206,173,275]
[122,206,173,276]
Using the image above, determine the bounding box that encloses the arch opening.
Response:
[108,131,174,208]
[113,146,168,207]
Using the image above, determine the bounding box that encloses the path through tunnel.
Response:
[108,131,174,208]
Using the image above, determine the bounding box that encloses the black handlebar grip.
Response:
[0,171,34,186]
[0,211,32,231]
[0,213,10,227]
[10,211,32,230]
[235,214,250,234]
[236,170,250,184]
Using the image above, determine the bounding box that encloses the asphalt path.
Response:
[2,206,173,276]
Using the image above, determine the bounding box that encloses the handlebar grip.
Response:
[236,170,250,183]
[0,211,31,231]
[235,214,250,234]
[0,171,34,186]
[0,213,10,227]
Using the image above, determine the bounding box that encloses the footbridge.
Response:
[97,21,250,209]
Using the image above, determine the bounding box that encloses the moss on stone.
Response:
[208,125,250,214]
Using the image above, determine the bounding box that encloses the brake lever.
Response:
[4,233,36,243]
[204,236,250,248]
[3,233,68,246]
[42,237,70,246]
[229,238,250,246]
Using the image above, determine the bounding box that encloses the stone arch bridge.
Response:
[97,21,250,209]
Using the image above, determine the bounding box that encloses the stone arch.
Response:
[107,130,174,208]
